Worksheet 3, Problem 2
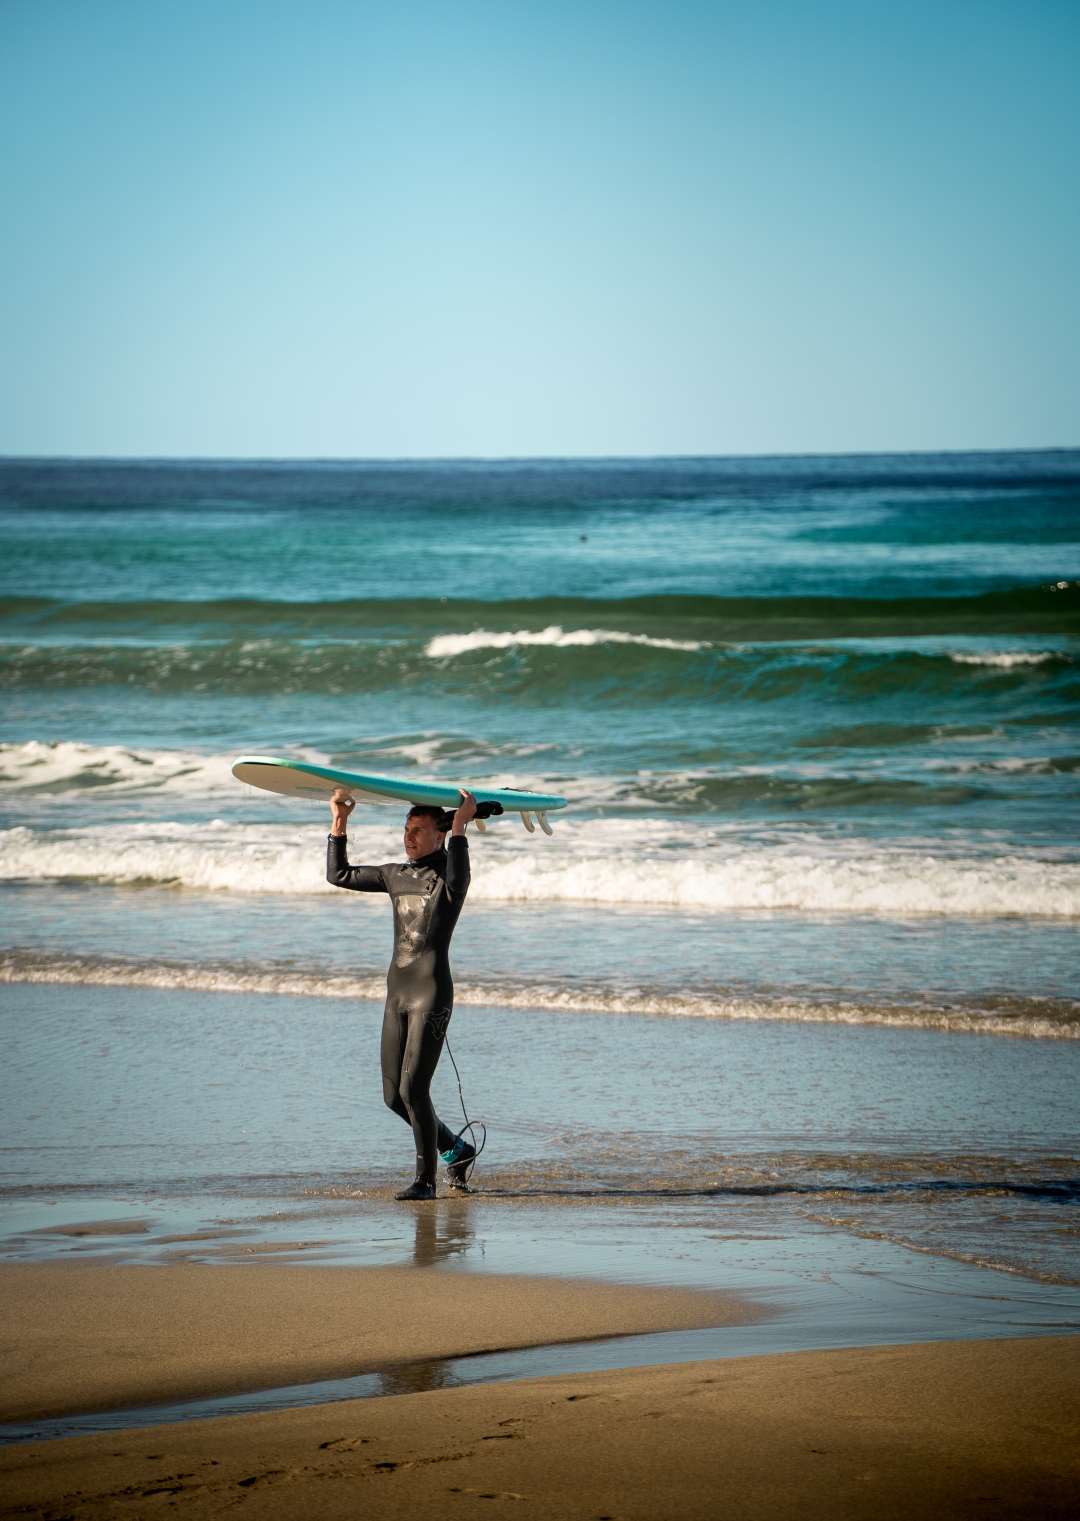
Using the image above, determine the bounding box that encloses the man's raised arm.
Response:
[326,792,387,892]
[445,789,476,897]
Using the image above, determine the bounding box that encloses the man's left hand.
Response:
[452,789,478,834]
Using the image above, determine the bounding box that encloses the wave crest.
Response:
[3,636,1074,702]
[0,740,238,796]
[425,626,705,656]
[949,651,1059,668]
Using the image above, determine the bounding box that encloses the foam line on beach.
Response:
[3,951,1077,1036]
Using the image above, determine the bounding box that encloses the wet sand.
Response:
[0,1262,762,1422]
[2,1337,1077,1519]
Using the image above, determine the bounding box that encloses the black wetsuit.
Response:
[326,833,470,1183]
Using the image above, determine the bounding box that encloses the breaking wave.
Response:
[0,740,240,796]
[949,651,1058,668]
[425,626,705,656]
[2,816,1079,917]
[2,635,1074,703]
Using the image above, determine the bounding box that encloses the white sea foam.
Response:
[471,845,1080,917]
[0,821,339,894]
[3,816,1079,917]
[425,626,705,657]
[948,651,1059,668]
[0,953,386,1001]
[0,740,239,796]
[2,952,1075,1038]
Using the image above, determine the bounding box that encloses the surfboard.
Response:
[231,755,567,833]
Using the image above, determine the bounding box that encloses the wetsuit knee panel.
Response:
[397,1066,422,1113]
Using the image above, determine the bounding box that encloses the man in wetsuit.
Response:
[327,789,478,1200]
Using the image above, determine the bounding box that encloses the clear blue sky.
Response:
[1,0,1077,458]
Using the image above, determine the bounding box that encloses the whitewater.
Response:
[3,810,1079,918]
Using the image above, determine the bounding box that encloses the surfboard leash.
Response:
[443,1034,486,1186]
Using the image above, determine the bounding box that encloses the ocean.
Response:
[1,454,1079,1361]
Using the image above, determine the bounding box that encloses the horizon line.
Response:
[2,445,1079,468]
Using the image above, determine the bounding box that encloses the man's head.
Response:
[404,805,446,860]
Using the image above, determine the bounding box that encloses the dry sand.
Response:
[0,1262,762,1422]
[2,1337,1077,1520]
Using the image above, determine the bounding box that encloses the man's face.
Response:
[404,813,444,860]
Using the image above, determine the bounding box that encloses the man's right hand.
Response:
[330,791,355,836]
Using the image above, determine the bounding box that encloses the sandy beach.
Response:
[2,1317,1076,1519]
[0,1262,761,1423]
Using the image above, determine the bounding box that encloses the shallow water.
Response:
[2,983,1077,1288]
[4,884,1078,1037]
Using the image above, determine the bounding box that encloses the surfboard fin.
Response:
[475,817,487,832]
[536,810,553,835]
[520,810,536,833]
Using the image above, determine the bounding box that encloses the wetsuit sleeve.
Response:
[326,835,387,893]
[445,834,470,899]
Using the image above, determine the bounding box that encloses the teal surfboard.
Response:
[231,755,567,833]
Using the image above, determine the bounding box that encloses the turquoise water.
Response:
[1,454,1078,1298]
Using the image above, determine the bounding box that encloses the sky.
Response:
[0,0,1077,459]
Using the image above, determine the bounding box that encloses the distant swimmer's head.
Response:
[404,805,451,859]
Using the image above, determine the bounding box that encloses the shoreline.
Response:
[0,1262,764,1425]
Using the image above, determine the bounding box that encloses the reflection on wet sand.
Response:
[377,1359,458,1396]
[411,1198,477,1267]
[367,1202,483,1394]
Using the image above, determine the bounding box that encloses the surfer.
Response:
[327,789,479,1200]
